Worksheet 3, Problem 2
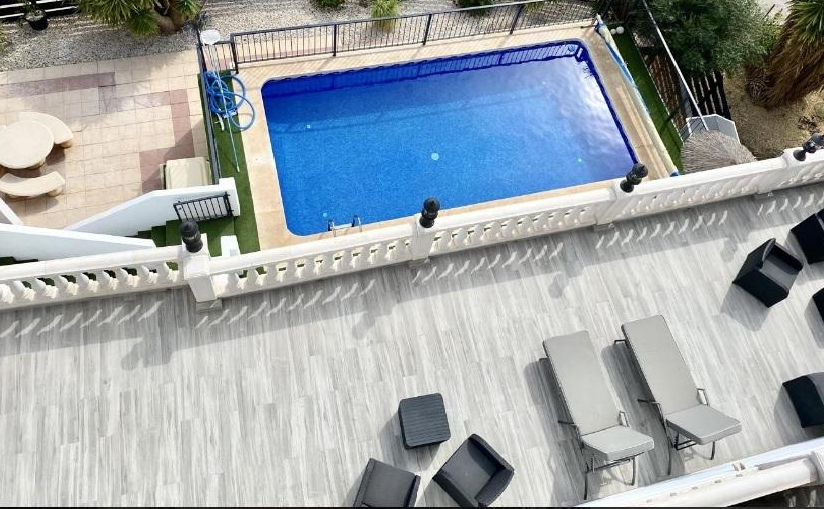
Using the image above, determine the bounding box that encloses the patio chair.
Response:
[352,458,420,507]
[783,373,824,428]
[0,172,65,198]
[543,331,654,499]
[617,315,742,475]
[19,112,74,148]
[791,211,824,264]
[433,434,514,507]
[733,238,802,307]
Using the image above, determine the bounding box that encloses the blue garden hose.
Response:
[203,71,255,131]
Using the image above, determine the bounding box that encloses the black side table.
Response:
[399,393,451,449]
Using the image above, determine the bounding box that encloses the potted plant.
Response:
[22,0,48,31]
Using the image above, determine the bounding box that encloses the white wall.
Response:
[0,198,22,226]
[66,178,241,237]
[0,223,155,261]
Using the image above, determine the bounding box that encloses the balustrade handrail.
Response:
[208,222,415,275]
[0,246,182,281]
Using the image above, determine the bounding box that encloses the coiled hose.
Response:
[203,70,255,131]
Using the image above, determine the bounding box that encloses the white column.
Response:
[409,214,436,264]
[595,179,631,227]
[181,234,220,306]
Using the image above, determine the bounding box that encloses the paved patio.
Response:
[0,184,823,505]
[0,51,208,228]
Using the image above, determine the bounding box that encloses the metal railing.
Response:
[601,0,707,147]
[199,0,609,74]
[174,192,233,223]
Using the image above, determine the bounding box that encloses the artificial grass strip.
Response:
[611,31,684,169]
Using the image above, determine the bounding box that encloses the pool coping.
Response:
[236,22,671,249]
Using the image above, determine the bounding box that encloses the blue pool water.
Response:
[262,41,636,235]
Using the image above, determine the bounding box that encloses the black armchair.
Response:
[783,373,824,428]
[433,435,514,507]
[791,211,824,264]
[353,458,420,507]
[733,239,803,307]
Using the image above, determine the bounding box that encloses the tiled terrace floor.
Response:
[1,185,824,505]
[0,51,208,228]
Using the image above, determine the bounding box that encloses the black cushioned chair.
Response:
[433,435,514,507]
[733,239,803,307]
[791,211,824,264]
[783,373,824,428]
[353,458,420,507]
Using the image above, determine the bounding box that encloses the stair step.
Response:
[150,225,167,247]
[135,230,152,240]
[165,220,182,249]
[0,257,37,266]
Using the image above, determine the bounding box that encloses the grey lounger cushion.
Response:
[666,405,742,445]
[621,315,741,443]
[582,426,655,462]
[543,331,653,461]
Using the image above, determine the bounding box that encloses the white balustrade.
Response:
[0,246,184,309]
[1,146,823,311]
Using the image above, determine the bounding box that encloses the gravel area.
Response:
[726,73,823,159]
[0,0,456,71]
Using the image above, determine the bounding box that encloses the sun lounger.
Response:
[618,315,742,474]
[0,172,65,198]
[19,112,74,148]
[543,331,654,498]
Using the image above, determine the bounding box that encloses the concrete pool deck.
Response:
[236,22,672,249]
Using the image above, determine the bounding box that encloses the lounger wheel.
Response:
[60,140,73,148]
[47,186,64,197]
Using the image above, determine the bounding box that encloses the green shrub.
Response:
[76,0,202,36]
[314,0,345,8]
[456,0,493,12]
[372,0,399,31]
[647,0,777,76]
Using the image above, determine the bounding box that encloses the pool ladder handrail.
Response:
[327,215,363,237]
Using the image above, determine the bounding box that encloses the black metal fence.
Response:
[174,192,233,223]
[0,0,75,22]
[195,39,224,186]
[601,0,707,143]
[201,0,608,74]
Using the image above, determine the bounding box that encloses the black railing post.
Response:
[333,24,338,56]
[229,37,239,73]
[510,3,526,34]
[224,192,233,216]
[422,13,433,45]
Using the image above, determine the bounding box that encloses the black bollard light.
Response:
[619,163,648,193]
[419,197,440,228]
[180,220,203,253]
[794,139,818,162]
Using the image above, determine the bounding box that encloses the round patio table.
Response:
[0,121,54,170]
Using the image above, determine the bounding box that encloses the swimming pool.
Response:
[262,41,636,236]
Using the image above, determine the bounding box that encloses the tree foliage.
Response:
[762,0,824,108]
[76,0,202,36]
[647,0,776,76]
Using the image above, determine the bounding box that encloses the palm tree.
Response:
[76,0,202,36]
[762,0,824,108]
